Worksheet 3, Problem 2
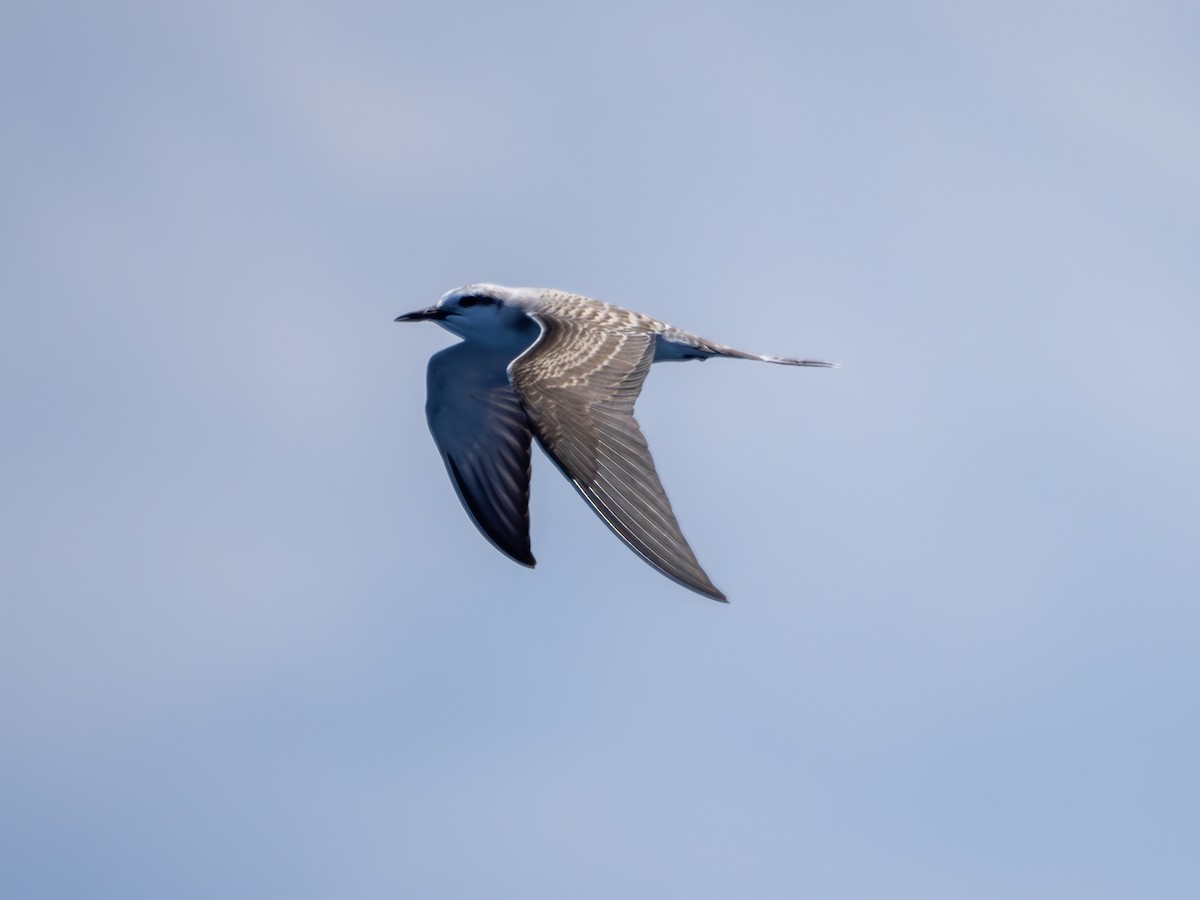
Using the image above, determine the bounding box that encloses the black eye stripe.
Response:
[458,295,494,308]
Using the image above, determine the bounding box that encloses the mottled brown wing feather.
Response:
[509,317,726,601]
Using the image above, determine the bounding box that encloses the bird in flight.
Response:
[396,284,833,602]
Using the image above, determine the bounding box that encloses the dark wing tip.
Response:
[444,455,534,569]
[678,574,727,602]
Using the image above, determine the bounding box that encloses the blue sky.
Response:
[3,2,1199,898]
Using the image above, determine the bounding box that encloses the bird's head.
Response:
[395,284,534,344]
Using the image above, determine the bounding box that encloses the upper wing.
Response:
[425,343,535,566]
[508,318,726,601]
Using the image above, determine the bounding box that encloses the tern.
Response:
[396,284,833,602]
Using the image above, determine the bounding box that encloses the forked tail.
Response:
[700,339,836,368]
[748,351,836,368]
[654,328,836,367]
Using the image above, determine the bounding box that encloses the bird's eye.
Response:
[459,296,477,308]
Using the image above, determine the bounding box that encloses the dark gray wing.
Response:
[426,343,535,566]
[508,319,726,601]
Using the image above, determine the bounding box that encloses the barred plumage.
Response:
[395,283,833,602]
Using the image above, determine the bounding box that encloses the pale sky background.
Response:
[3,2,1199,898]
